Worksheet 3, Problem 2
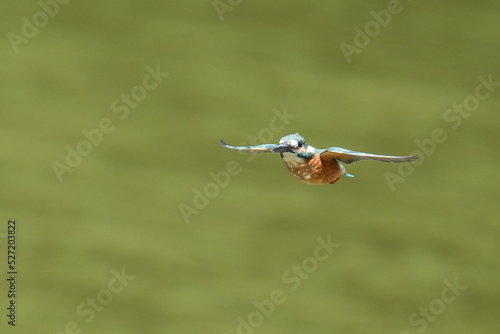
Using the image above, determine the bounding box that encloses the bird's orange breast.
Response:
[283,154,346,184]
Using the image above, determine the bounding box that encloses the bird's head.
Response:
[273,133,315,161]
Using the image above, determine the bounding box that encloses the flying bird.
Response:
[220,133,418,185]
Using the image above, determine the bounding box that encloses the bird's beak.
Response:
[272,143,293,153]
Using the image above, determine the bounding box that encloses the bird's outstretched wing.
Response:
[220,140,277,153]
[320,147,418,164]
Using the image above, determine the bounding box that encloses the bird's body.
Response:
[281,151,346,184]
[220,133,418,185]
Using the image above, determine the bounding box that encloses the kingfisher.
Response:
[220,133,418,185]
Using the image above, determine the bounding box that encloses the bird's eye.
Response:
[297,142,303,148]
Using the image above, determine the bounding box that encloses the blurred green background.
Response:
[1,1,499,333]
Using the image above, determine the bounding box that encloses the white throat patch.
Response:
[281,152,306,165]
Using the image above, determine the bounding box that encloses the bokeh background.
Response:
[1,1,499,333]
